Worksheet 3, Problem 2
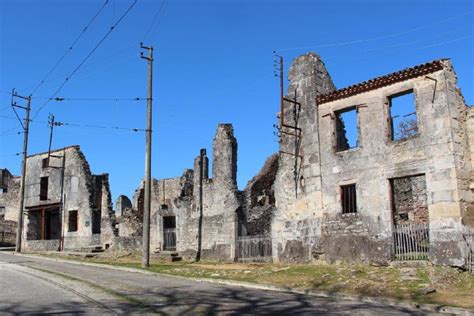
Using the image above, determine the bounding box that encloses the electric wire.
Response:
[1,90,146,101]
[0,153,21,158]
[142,0,168,41]
[0,114,144,133]
[33,0,138,120]
[0,131,23,137]
[277,10,474,52]
[30,0,110,95]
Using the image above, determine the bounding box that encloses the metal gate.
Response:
[393,223,430,260]
[163,216,176,251]
[236,235,272,262]
[163,228,176,251]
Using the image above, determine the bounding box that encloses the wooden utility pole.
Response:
[13,91,31,252]
[140,42,153,268]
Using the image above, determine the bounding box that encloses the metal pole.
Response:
[279,56,284,127]
[59,150,66,251]
[47,114,55,163]
[140,42,153,268]
[15,96,31,252]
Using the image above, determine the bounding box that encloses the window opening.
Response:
[389,90,417,141]
[68,210,78,232]
[341,184,357,214]
[335,107,358,151]
[42,157,49,169]
[40,177,48,201]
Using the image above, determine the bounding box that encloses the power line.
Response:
[1,90,147,101]
[33,0,138,120]
[143,0,168,41]
[46,97,147,102]
[0,131,23,137]
[277,10,474,52]
[0,114,144,133]
[0,152,21,158]
[31,0,110,95]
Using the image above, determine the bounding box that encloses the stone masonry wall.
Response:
[272,52,336,263]
[241,153,278,236]
[273,54,473,267]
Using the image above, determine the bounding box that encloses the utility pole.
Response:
[140,42,153,268]
[12,90,31,252]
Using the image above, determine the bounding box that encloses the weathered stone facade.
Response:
[273,53,474,267]
[1,146,116,251]
[120,124,240,261]
[240,153,279,236]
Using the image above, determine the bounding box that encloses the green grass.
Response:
[31,252,474,309]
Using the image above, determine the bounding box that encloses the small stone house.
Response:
[273,53,474,267]
[11,145,116,251]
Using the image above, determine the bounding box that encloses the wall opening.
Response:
[335,107,358,151]
[390,175,429,260]
[91,210,101,234]
[27,208,60,240]
[163,215,176,251]
[42,157,49,169]
[68,210,78,232]
[341,184,357,214]
[40,176,48,201]
[390,174,428,224]
[389,90,417,141]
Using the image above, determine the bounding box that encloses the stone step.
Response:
[66,245,104,253]
[0,247,15,251]
[64,251,99,258]
[152,251,182,262]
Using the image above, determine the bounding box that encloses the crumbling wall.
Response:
[242,153,278,236]
[273,54,472,267]
[272,52,336,263]
[0,177,20,222]
[464,106,474,227]
[94,173,116,247]
[392,175,428,224]
[180,124,239,261]
[20,146,110,251]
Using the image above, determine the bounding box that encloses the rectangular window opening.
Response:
[389,90,417,141]
[163,216,176,229]
[42,157,49,169]
[40,177,48,201]
[68,210,78,232]
[335,107,358,151]
[341,184,357,214]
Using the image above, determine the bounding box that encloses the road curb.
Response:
[8,252,474,315]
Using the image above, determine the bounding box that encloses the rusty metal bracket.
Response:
[279,150,303,158]
[283,97,301,106]
[322,113,334,120]
[281,123,301,131]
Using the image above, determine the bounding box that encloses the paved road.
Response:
[0,252,440,315]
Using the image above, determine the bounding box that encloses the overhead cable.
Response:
[33,0,138,119]
[277,10,474,52]
[31,0,110,95]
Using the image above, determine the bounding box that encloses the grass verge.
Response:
[33,251,474,309]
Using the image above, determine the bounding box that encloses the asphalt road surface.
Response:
[0,252,441,315]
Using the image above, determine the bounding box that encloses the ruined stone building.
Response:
[273,53,473,267]
[117,124,276,261]
[0,146,115,251]
[0,168,18,245]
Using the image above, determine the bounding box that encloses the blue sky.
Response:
[1,0,473,204]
